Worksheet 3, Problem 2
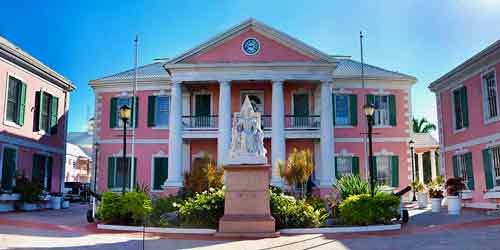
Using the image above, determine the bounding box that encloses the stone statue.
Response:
[226,95,267,165]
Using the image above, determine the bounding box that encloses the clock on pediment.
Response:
[242,38,260,55]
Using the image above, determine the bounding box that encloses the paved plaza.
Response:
[1,204,500,250]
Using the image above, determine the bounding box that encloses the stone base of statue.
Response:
[216,164,279,238]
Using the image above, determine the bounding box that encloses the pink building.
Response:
[0,36,74,193]
[430,40,500,209]
[90,19,416,197]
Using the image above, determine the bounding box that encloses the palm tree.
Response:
[412,117,437,133]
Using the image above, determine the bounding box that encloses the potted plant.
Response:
[428,176,445,213]
[0,190,20,212]
[62,197,70,209]
[445,177,466,215]
[411,181,427,208]
[50,192,62,210]
[16,176,44,211]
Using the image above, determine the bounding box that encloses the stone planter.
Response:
[430,198,442,213]
[51,196,62,210]
[0,193,21,212]
[447,196,461,215]
[62,200,70,209]
[417,192,428,208]
[18,202,43,211]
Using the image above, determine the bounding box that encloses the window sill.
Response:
[151,126,169,130]
[3,120,22,129]
[484,116,500,125]
[460,190,473,200]
[373,125,395,129]
[453,127,467,134]
[111,128,136,131]
[334,125,355,128]
[484,191,500,199]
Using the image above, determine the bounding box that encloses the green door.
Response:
[195,95,211,127]
[293,94,309,127]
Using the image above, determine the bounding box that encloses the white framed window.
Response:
[5,76,24,125]
[240,91,265,113]
[454,153,470,189]
[155,96,170,127]
[108,157,135,190]
[376,156,392,186]
[482,71,499,122]
[116,98,132,128]
[335,95,350,125]
[373,95,390,126]
[336,157,353,177]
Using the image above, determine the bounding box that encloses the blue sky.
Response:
[2,1,500,133]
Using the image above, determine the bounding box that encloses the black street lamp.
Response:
[409,140,417,201]
[363,103,376,197]
[119,105,131,195]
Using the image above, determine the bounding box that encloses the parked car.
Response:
[63,182,90,202]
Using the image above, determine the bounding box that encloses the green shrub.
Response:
[270,191,329,229]
[14,175,43,203]
[305,196,327,211]
[96,192,123,224]
[97,191,152,226]
[149,196,183,227]
[120,191,153,225]
[338,193,400,226]
[178,188,225,228]
[334,175,370,200]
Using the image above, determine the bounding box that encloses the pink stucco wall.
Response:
[0,57,68,192]
[186,30,314,63]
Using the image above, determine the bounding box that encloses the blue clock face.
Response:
[242,38,260,55]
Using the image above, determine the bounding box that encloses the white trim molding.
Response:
[443,133,500,152]
[0,134,65,155]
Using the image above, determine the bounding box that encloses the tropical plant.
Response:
[334,175,371,200]
[427,176,445,198]
[412,117,437,133]
[445,177,466,196]
[14,175,43,203]
[411,180,425,193]
[338,193,400,226]
[278,148,314,198]
[183,153,224,195]
[178,188,225,228]
[270,190,329,229]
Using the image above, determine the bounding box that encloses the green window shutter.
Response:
[332,94,336,126]
[349,94,357,126]
[107,158,115,188]
[1,148,16,190]
[482,148,494,190]
[389,95,397,126]
[133,157,137,187]
[148,96,156,127]
[46,157,53,191]
[34,91,43,131]
[352,156,360,176]
[334,157,339,179]
[452,155,460,178]
[50,96,59,135]
[465,152,474,190]
[18,82,27,126]
[366,94,374,106]
[391,156,399,187]
[32,154,41,183]
[153,158,168,190]
[132,97,139,128]
[110,98,117,128]
[461,87,469,128]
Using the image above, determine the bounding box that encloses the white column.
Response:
[417,152,424,182]
[271,80,285,187]
[217,80,232,166]
[165,81,183,187]
[430,150,437,180]
[319,80,335,187]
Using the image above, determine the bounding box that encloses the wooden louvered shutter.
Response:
[349,94,357,126]
[148,96,156,127]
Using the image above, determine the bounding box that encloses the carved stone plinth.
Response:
[217,164,279,237]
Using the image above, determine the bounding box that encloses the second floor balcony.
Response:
[182,114,320,130]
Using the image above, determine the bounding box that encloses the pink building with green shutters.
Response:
[90,19,416,197]
[0,36,74,193]
[430,40,500,209]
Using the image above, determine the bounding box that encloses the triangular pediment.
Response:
[169,18,332,64]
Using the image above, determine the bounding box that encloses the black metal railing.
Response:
[285,115,321,129]
[182,115,218,129]
[261,115,272,129]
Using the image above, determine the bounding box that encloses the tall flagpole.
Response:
[130,35,138,190]
[360,31,369,181]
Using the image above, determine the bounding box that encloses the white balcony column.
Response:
[165,80,183,187]
[217,80,232,166]
[271,79,285,187]
[319,80,335,187]
[417,152,424,182]
[430,149,437,180]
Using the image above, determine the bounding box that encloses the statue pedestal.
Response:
[217,164,279,237]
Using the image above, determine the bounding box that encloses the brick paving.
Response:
[1,204,500,249]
